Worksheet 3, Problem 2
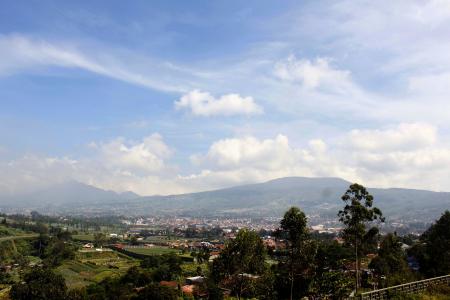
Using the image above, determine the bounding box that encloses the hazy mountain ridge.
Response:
[0,177,448,220]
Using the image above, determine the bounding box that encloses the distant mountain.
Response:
[0,181,140,213]
[131,177,449,220]
[0,177,448,221]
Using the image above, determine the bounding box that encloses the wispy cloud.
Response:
[0,34,193,93]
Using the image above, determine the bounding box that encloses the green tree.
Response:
[412,210,450,277]
[313,271,353,299]
[211,229,266,299]
[120,266,152,287]
[369,233,414,286]
[94,232,107,247]
[279,206,317,300]
[133,283,177,300]
[42,239,76,267]
[338,183,384,293]
[10,268,67,300]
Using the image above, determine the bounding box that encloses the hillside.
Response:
[0,177,449,220]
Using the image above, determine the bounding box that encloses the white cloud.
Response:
[0,34,192,92]
[274,56,352,93]
[1,123,450,196]
[192,135,296,170]
[185,134,352,190]
[185,123,450,192]
[0,156,78,195]
[91,134,173,174]
[0,134,182,196]
[346,123,437,152]
[175,90,263,117]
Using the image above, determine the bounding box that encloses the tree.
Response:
[278,207,317,300]
[120,266,152,287]
[133,283,177,300]
[369,233,413,286]
[412,210,450,277]
[338,183,384,293]
[94,232,107,247]
[313,271,353,299]
[10,268,67,300]
[312,240,353,298]
[42,240,76,267]
[211,229,266,299]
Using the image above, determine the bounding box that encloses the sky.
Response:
[1,0,450,195]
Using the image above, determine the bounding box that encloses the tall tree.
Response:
[412,210,450,277]
[369,233,413,287]
[338,183,384,293]
[211,229,266,299]
[279,207,317,300]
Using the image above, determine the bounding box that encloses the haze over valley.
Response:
[1,177,447,224]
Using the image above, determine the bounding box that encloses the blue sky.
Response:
[1,0,450,195]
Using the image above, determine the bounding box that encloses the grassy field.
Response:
[55,250,138,289]
[72,234,96,242]
[124,246,180,256]
[181,262,208,276]
[144,236,201,242]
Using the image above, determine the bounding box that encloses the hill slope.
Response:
[0,177,448,220]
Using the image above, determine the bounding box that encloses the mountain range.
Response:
[0,177,449,221]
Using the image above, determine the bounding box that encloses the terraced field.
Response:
[124,246,180,256]
[56,250,138,289]
[72,234,96,242]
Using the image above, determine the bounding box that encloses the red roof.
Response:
[182,285,195,295]
[160,281,178,288]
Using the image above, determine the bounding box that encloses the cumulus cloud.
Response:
[0,134,182,196]
[90,134,172,174]
[1,125,450,196]
[274,56,353,93]
[185,134,352,190]
[175,90,263,116]
[192,135,297,170]
[185,123,450,192]
[346,123,437,151]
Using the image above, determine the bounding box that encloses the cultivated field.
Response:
[123,246,180,256]
[55,250,138,289]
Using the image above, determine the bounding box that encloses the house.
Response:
[160,281,178,289]
[182,284,195,296]
[186,276,205,285]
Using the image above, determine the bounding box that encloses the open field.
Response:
[72,234,96,242]
[144,236,201,243]
[0,233,38,242]
[124,246,180,256]
[55,250,138,289]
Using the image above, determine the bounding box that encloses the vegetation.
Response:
[125,246,180,256]
[338,183,384,292]
[278,207,316,300]
[1,184,449,299]
[211,229,266,299]
[10,268,67,300]
[410,210,450,277]
[369,233,415,287]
